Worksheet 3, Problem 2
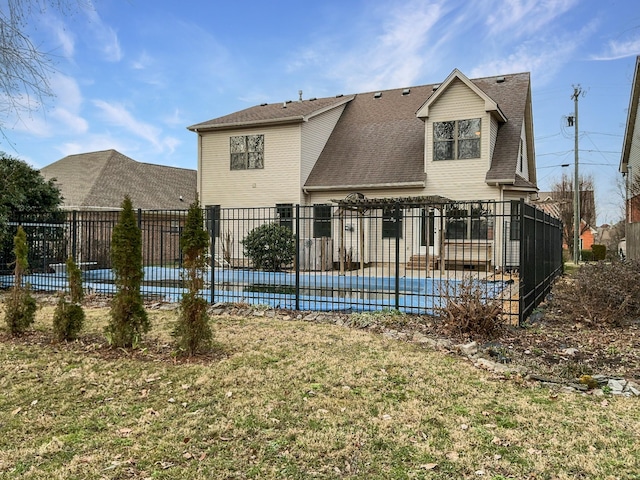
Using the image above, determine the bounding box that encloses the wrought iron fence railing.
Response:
[0,200,563,324]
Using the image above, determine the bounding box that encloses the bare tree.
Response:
[550,173,596,256]
[0,0,77,135]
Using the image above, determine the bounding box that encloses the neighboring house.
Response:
[188,69,538,270]
[620,56,640,260]
[40,149,197,266]
[41,149,196,210]
[536,190,596,252]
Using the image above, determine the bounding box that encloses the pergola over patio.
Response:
[330,194,454,275]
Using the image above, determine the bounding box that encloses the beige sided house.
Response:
[41,149,197,267]
[188,69,538,270]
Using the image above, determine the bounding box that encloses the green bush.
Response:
[550,259,640,327]
[591,244,606,261]
[53,257,85,341]
[4,226,37,336]
[242,223,295,271]
[105,196,149,348]
[173,200,212,356]
[581,249,594,262]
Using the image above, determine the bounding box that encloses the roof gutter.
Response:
[303,180,425,194]
[188,116,305,132]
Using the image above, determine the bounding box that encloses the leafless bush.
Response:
[550,260,640,327]
[435,277,504,338]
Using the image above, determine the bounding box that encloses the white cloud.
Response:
[49,74,88,134]
[92,99,179,153]
[6,74,87,137]
[592,35,640,61]
[287,0,451,92]
[82,3,122,62]
[162,109,186,128]
[131,51,154,70]
[57,135,132,158]
[45,16,75,58]
[471,21,597,85]
[485,0,579,38]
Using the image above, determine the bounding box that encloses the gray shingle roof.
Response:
[41,149,196,210]
[304,72,532,189]
[188,71,533,190]
[187,96,354,131]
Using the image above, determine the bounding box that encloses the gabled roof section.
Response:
[305,71,533,190]
[304,84,435,190]
[620,56,640,174]
[188,95,354,132]
[416,69,508,123]
[41,149,196,210]
[482,72,535,187]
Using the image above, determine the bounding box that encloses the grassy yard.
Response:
[0,302,639,479]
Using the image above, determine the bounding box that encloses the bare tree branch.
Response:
[0,0,78,136]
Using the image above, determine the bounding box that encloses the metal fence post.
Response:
[394,202,400,310]
[207,206,216,305]
[518,199,525,326]
[295,204,300,311]
[71,210,78,261]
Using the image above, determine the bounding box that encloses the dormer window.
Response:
[433,118,481,160]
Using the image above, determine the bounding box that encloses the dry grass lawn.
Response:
[0,300,639,479]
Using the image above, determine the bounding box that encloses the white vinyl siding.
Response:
[199,124,302,208]
[301,104,346,187]
[424,78,499,201]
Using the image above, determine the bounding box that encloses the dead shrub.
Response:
[435,277,504,338]
[550,259,640,327]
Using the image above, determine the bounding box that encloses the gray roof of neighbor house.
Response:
[189,71,534,190]
[40,149,196,210]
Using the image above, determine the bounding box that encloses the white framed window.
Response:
[433,118,481,160]
[230,134,264,170]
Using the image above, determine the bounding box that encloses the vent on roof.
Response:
[432,84,440,91]
[336,94,343,98]
[286,100,292,104]
[402,88,410,96]
[260,103,268,106]
[374,92,382,99]
[309,97,317,101]
[496,76,505,83]
[282,102,287,108]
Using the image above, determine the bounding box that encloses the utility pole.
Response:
[571,85,582,265]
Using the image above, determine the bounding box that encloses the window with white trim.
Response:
[230,134,264,170]
[433,118,481,160]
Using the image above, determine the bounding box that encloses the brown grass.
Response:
[0,300,638,479]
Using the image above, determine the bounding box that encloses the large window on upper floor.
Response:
[230,134,264,170]
[433,118,481,160]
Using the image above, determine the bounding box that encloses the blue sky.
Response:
[2,0,639,223]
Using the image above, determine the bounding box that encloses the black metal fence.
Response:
[0,199,563,324]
